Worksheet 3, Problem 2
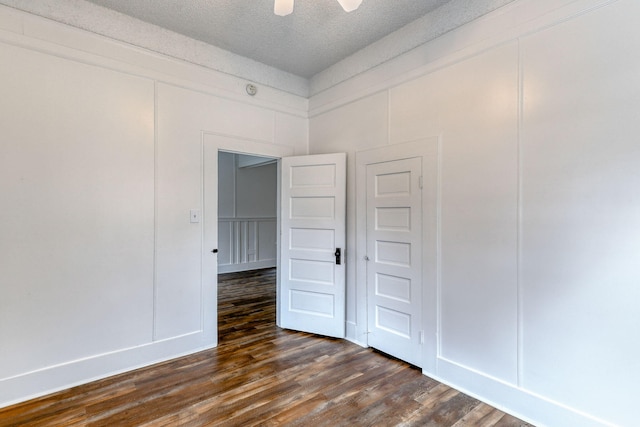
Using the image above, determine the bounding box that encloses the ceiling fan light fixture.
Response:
[274,0,362,16]
[274,0,294,16]
[336,0,363,12]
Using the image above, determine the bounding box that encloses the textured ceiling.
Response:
[0,0,515,96]
[84,0,452,78]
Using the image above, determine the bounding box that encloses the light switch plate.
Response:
[190,209,200,223]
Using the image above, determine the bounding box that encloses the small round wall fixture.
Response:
[246,83,257,96]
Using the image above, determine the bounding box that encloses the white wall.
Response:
[235,158,277,218]
[217,152,278,273]
[519,1,640,421]
[309,0,640,426]
[0,5,307,407]
[218,152,237,218]
[0,35,155,381]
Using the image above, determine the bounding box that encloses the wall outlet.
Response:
[190,209,200,223]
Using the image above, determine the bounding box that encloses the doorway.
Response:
[217,151,278,274]
[202,133,295,345]
[203,134,347,344]
[217,151,279,340]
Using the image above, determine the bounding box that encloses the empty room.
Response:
[1,0,638,426]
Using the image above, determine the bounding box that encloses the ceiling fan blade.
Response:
[274,0,294,16]
[336,0,363,12]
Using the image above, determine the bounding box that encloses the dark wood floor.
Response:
[0,268,533,426]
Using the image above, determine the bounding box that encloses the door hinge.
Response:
[419,176,423,189]
[419,330,425,344]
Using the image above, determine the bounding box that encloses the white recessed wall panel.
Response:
[236,161,277,217]
[155,82,277,339]
[520,1,640,424]
[218,220,233,266]
[275,112,309,156]
[390,42,519,382]
[0,42,154,378]
[155,84,208,339]
[310,92,389,154]
[0,5,21,33]
[257,220,277,261]
[157,85,273,147]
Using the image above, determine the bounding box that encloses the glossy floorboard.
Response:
[0,268,533,426]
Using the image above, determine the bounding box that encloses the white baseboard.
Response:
[345,321,368,348]
[426,358,615,427]
[218,260,276,274]
[0,332,215,409]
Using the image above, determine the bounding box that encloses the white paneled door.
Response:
[279,153,346,338]
[366,157,423,366]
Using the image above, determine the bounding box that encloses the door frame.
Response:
[355,137,439,372]
[203,132,295,342]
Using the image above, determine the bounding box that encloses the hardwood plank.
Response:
[0,268,535,426]
[451,402,500,426]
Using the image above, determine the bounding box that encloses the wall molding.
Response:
[0,0,309,97]
[218,217,277,274]
[0,332,213,409]
[308,0,619,118]
[0,4,308,117]
[430,358,617,427]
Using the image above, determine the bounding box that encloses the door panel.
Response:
[366,157,422,366]
[279,153,346,338]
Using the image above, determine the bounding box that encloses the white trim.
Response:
[218,260,277,274]
[309,0,619,117]
[203,133,294,340]
[0,333,214,408]
[203,132,295,159]
[516,37,525,387]
[217,217,278,273]
[0,2,309,97]
[431,357,618,427]
[0,5,308,116]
